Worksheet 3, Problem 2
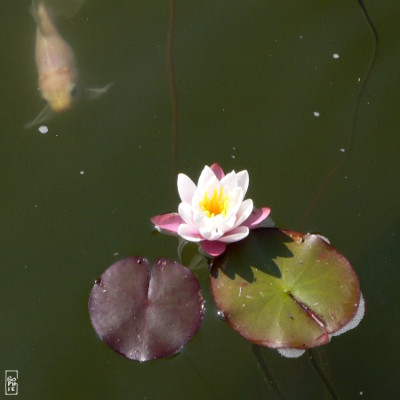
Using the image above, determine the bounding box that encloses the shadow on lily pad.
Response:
[89,257,204,362]
[212,228,294,282]
[211,228,364,351]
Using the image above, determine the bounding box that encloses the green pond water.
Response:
[1,0,400,399]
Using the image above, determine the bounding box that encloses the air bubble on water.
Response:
[277,348,306,358]
[38,125,48,134]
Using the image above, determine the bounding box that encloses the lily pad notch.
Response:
[210,228,365,357]
[89,257,204,362]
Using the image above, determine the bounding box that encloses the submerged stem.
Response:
[182,353,224,400]
[300,0,379,228]
[308,349,338,400]
[168,0,178,177]
[251,344,288,400]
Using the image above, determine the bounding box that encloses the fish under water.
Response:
[26,0,112,128]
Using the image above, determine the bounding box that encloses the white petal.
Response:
[199,226,224,241]
[194,213,215,233]
[219,214,236,232]
[177,224,202,242]
[225,187,243,215]
[197,165,216,191]
[204,176,222,195]
[220,171,237,192]
[233,199,253,227]
[236,170,249,196]
[193,211,209,230]
[178,202,196,228]
[177,173,196,203]
[219,226,249,243]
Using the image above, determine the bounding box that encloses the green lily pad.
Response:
[210,228,362,349]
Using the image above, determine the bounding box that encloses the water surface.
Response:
[1,1,399,399]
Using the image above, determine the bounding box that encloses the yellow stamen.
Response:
[200,188,230,218]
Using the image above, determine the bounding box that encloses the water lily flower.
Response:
[151,163,271,257]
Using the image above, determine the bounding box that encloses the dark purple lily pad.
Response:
[210,228,363,350]
[89,257,204,361]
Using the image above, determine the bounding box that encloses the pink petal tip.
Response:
[200,240,227,257]
[243,207,271,229]
[151,213,183,234]
[210,163,225,180]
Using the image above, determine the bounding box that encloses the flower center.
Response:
[200,188,229,218]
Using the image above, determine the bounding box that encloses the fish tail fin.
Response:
[31,0,86,21]
[29,1,40,24]
[30,1,58,35]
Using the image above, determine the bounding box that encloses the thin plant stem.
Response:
[308,349,338,400]
[168,0,178,177]
[300,0,379,228]
[251,344,288,400]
